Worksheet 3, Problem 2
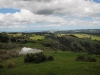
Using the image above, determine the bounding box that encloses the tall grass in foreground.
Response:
[0,51,100,75]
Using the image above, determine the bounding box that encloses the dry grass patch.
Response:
[0,50,19,60]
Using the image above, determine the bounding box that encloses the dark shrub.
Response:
[30,53,36,62]
[48,56,54,61]
[24,53,47,63]
[24,56,29,62]
[76,55,85,61]
[0,59,3,63]
[35,55,43,63]
[86,57,96,62]
[24,53,36,62]
[0,64,3,69]
[24,53,53,63]
[76,56,96,62]
[35,53,47,63]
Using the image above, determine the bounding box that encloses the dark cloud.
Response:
[36,9,54,15]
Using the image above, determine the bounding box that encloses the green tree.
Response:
[0,33,9,43]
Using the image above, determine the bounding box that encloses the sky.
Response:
[0,0,100,32]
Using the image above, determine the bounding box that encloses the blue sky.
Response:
[0,0,100,32]
[0,8,20,14]
[93,0,100,3]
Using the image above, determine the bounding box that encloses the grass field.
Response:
[0,51,100,75]
[74,34,100,41]
[30,35,44,40]
[8,33,22,37]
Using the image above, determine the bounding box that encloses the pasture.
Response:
[74,34,100,41]
[30,35,44,40]
[8,33,22,37]
[0,51,100,75]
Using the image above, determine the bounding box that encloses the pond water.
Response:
[19,47,43,54]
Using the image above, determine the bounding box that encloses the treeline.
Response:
[0,33,9,43]
[54,29,100,35]
[0,32,28,49]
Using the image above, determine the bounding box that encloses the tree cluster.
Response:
[32,34,100,55]
[0,33,9,43]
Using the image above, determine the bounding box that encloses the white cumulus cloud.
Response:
[0,9,67,28]
[0,0,100,30]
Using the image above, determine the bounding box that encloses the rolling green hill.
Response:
[74,34,100,41]
[0,51,100,75]
[0,31,100,75]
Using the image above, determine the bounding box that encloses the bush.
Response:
[35,53,47,63]
[76,56,96,62]
[0,64,3,69]
[76,55,85,61]
[0,59,3,63]
[24,53,47,63]
[86,57,96,62]
[48,56,54,61]
[24,53,36,62]
[24,53,54,63]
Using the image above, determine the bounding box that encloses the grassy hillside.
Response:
[0,31,100,75]
[30,35,44,40]
[0,51,100,75]
[0,32,100,54]
[74,34,100,41]
[8,33,22,37]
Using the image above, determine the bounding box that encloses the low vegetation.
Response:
[0,51,100,75]
[0,64,3,69]
[24,52,54,63]
[0,50,19,61]
[76,55,96,62]
[7,62,15,69]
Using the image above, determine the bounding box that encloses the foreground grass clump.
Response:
[0,64,3,69]
[76,55,85,61]
[86,57,96,62]
[24,53,54,63]
[7,62,15,69]
[76,55,96,62]
[47,56,54,61]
